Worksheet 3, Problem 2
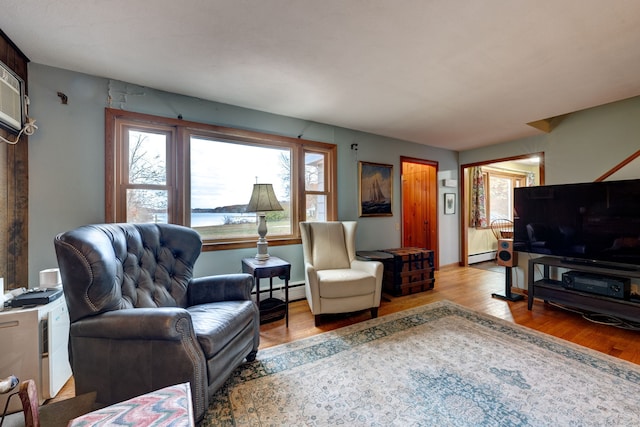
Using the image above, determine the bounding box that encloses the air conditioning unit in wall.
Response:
[0,59,26,133]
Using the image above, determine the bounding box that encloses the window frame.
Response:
[483,168,527,223]
[301,148,335,222]
[117,122,177,223]
[105,108,337,250]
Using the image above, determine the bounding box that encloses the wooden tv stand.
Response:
[527,256,640,323]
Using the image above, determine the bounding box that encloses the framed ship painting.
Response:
[359,161,393,217]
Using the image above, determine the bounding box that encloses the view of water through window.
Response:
[112,110,337,246]
[190,137,291,239]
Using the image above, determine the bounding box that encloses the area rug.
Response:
[202,301,640,426]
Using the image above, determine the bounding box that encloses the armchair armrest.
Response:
[71,308,193,340]
[351,259,383,277]
[188,273,254,306]
[303,262,318,285]
[69,308,208,416]
[303,262,320,313]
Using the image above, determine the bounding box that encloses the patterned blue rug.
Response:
[203,301,640,426]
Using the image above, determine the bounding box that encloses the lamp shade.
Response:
[246,184,284,212]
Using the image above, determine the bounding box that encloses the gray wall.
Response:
[460,96,640,184]
[26,63,640,287]
[460,96,640,290]
[27,63,459,285]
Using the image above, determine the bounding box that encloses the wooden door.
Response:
[401,157,438,268]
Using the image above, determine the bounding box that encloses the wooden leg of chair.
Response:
[371,307,379,319]
[18,380,40,427]
[314,315,321,327]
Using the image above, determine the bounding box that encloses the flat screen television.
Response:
[513,179,640,269]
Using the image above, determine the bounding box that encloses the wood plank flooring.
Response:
[51,263,640,403]
[260,263,640,364]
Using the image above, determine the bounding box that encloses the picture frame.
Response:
[0,59,26,133]
[359,161,393,217]
[444,193,456,215]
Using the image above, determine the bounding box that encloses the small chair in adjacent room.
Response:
[490,218,514,240]
[299,221,383,326]
[54,223,260,422]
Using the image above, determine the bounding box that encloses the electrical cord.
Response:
[548,301,640,331]
[0,118,38,145]
[582,312,640,331]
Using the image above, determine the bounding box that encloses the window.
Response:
[304,150,330,222]
[485,169,526,221]
[120,126,174,224]
[106,109,337,250]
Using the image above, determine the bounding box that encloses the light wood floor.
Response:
[52,263,640,402]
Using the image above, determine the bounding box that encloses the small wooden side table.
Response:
[241,256,291,327]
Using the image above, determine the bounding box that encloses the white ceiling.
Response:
[2,0,640,151]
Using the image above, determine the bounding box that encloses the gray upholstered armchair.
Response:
[54,223,260,422]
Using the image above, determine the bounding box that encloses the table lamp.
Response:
[246,183,283,260]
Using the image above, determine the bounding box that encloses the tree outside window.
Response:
[124,129,170,223]
[106,108,337,250]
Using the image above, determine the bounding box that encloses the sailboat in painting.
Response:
[361,166,392,216]
[369,177,387,204]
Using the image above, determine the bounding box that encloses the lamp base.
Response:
[255,240,270,260]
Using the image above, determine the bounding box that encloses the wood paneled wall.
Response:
[0,30,29,289]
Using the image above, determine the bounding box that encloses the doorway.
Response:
[460,153,545,266]
[401,157,439,268]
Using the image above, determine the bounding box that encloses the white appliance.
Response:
[0,296,72,413]
[0,60,25,132]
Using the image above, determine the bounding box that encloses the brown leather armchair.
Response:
[54,223,259,422]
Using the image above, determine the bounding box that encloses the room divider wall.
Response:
[0,30,29,290]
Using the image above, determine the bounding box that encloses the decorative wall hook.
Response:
[57,92,68,104]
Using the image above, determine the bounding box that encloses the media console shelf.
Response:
[527,256,640,324]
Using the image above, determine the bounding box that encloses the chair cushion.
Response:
[310,223,350,270]
[316,269,376,298]
[188,300,256,359]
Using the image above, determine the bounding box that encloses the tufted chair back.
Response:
[55,223,202,323]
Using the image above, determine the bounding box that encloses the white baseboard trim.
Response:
[256,280,306,303]
[468,251,496,264]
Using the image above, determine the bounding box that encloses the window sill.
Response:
[202,237,301,252]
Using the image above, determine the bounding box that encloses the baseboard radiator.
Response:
[468,251,496,265]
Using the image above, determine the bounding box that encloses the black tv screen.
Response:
[513,179,640,267]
